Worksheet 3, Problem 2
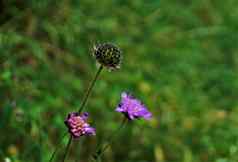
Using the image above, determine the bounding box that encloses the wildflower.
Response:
[116,92,152,120]
[93,43,122,70]
[65,112,95,138]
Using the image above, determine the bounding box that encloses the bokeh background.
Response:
[1,0,238,162]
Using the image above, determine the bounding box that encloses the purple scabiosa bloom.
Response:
[116,92,152,120]
[65,112,95,138]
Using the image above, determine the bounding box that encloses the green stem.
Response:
[49,65,103,162]
[93,117,127,161]
[61,65,103,162]
[61,135,73,162]
[49,132,68,162]
[78,65,103,113]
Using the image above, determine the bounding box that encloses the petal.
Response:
[81,112,89,121]
[139,109,152,120]
[143,112,152,120]
[84,127,96,135]
[121,92,128,99]
[72,132,81,138]
[128,113,135,120]
[116,106,124,112]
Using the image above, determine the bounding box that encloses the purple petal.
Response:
[143,111,152,120]
[81,112,89,121]
[72,132,81,138]
[128,113,135,120]
[116,106,124,112]
[84,127,96,135]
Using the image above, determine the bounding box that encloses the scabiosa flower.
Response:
[65,112,95,138]
[116,92,152,120]
[93,43,122,70]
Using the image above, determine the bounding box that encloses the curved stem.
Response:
[62,65,103,162]
[78,65,103,113]
[61,135,73,162]
[49,65,103,162]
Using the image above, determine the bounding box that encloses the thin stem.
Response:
[60,65,103,162]
[78,65,103,113]
[61,135,73,162]
[101,117,127,154]
[93,117,127,161]
[49,132,68,162]
[74,139,81,162]
[49,65,103,162]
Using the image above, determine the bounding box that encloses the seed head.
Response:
[93,43,122,70]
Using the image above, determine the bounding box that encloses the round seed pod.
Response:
[93,43,122,70]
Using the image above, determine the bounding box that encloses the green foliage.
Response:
[0,0,238,162]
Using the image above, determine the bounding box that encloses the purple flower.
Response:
[116,92,152,120]
[65,112,95,138]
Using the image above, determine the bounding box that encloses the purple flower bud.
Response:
[116,92,152,120]
[65,112,95,138]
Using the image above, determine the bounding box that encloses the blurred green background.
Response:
[1,0,238,162]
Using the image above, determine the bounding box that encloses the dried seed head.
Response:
[93,43,122,70]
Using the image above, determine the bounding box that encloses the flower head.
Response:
[93,43,122,70]
[65,112,95,138]
[116,92,152,120]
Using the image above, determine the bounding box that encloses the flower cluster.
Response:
[64,44,152,138]
[116,92,152,120]
[65,112,95,138]
[52,43,153,162]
